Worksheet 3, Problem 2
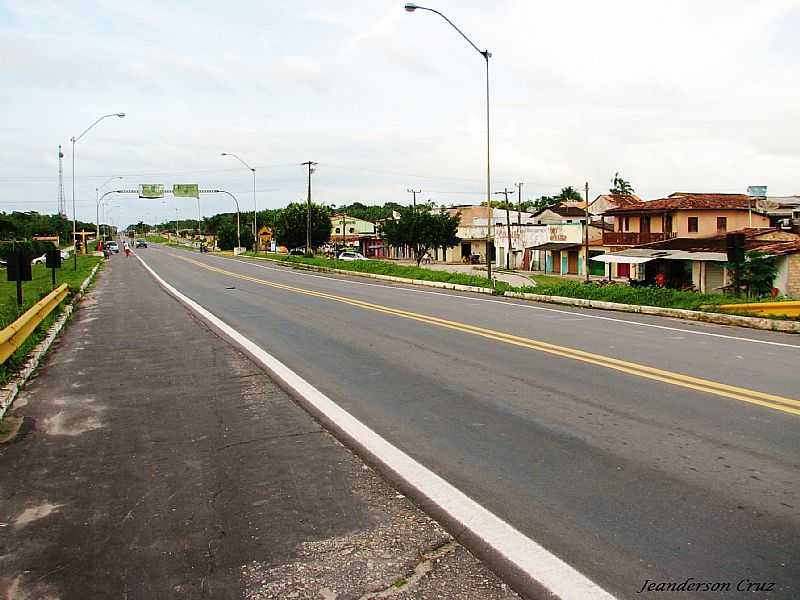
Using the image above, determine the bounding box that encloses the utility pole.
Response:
[584,181,590,283]
[407,189,421,262]
[57,145,66,217]
[515,182,524,227]
[494,187,514,270]
[302,161,318,254]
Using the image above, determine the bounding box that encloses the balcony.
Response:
[603,231,677,246]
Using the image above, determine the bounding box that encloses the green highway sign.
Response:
[139,184,165,199]
[173,184,199,199]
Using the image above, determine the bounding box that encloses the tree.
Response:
[381,207,460,266]
[727,250,778,297]
[273,202,332,251]
[531,195,560,212]
[610,172,634,195]
[557,186,583,202]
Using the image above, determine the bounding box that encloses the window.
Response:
[335,227,340,234]
[349,227,355,234]
[688,217,699,233]
[716,217,727,232]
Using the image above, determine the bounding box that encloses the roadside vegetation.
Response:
[263,254,500,289]
[259,254,779,313]
[515,279,749,311]
[0,255,101,384]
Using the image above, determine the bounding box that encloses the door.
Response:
[617,262,630,278]
[551,251,561,273]
[704,262,725,293]
[567,251,579,274]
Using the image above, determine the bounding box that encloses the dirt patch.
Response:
[241,465,518,600]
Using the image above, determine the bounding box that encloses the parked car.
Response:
[288,248,307,256]
[106,241,119,254]
[32,249,71,264]
[135,239,147,248]
[338,251,367,261]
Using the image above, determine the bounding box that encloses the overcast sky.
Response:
[2,0,799,228]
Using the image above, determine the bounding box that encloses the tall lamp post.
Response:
[70,112,125,269]
[96,176,122,244]
[404,3,493,280]
[221,153,257,246]
[301,161,318,254]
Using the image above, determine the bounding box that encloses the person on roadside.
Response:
[123,240,131,257]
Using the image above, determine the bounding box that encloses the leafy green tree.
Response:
[557,186,583,202]
[381,207,460,266]
[273,202,332,251]
[610,172,634,195]
[727,250,778,297]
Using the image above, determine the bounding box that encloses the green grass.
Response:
[259,254,501,290]
[0,254,102,385]
[144,235,197,250]
[515,278,753,311]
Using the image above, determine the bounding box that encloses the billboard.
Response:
[173,184,199,199]
[139,184,165,199]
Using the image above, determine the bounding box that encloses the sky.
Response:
[2,0,799,228]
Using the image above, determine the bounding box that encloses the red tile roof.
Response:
[534,204,587,218]
[604,193,755,214]
[601,194,643,207]
[753,240,800,257]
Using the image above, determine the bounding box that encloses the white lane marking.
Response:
[137,254,617,600]
[219,255,800,350]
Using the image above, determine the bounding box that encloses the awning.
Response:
[528,242,581,251]
[590,249,728,263]
[590,254,654,264]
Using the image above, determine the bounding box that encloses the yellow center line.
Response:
[173,252,800,417]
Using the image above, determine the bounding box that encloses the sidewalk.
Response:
[0,255,518,599]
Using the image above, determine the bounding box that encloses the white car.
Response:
[32,249,70,264]
[338,251,367,261]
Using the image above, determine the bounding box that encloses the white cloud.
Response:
[1,0,799,227]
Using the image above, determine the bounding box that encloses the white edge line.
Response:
[136,253,617,600]
[222,254,800,350]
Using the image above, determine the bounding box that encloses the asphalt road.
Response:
[139,246,800,599]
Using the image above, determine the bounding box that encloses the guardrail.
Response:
[0,284,69,364]
[713,300,800,317]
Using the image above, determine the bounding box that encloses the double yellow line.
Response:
[175,253,800,417]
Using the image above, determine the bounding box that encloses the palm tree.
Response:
[557,186,583,202]
[610,172,634,195]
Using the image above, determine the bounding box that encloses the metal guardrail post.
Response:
[0,284,70,364]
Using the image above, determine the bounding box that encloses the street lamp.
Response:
[96,176,123,245]
[302,161,318,254]
[221,152,257,246]
[213,190,242,252]
[70,112,125,269]
[403,4,493,280]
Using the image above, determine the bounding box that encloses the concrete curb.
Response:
[138,254,616,600]
[240,255,799,334]
[0,262,102,420]
[240,255,497,295]
[502,291,800,333]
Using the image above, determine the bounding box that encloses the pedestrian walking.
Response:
[123,241,131,257]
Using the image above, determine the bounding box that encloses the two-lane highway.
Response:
[138,246,800,598]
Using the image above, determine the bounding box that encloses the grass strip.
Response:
[0,255,102,385]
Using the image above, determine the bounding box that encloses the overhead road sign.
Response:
[139,184,165,199]
[173,184,199,199]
